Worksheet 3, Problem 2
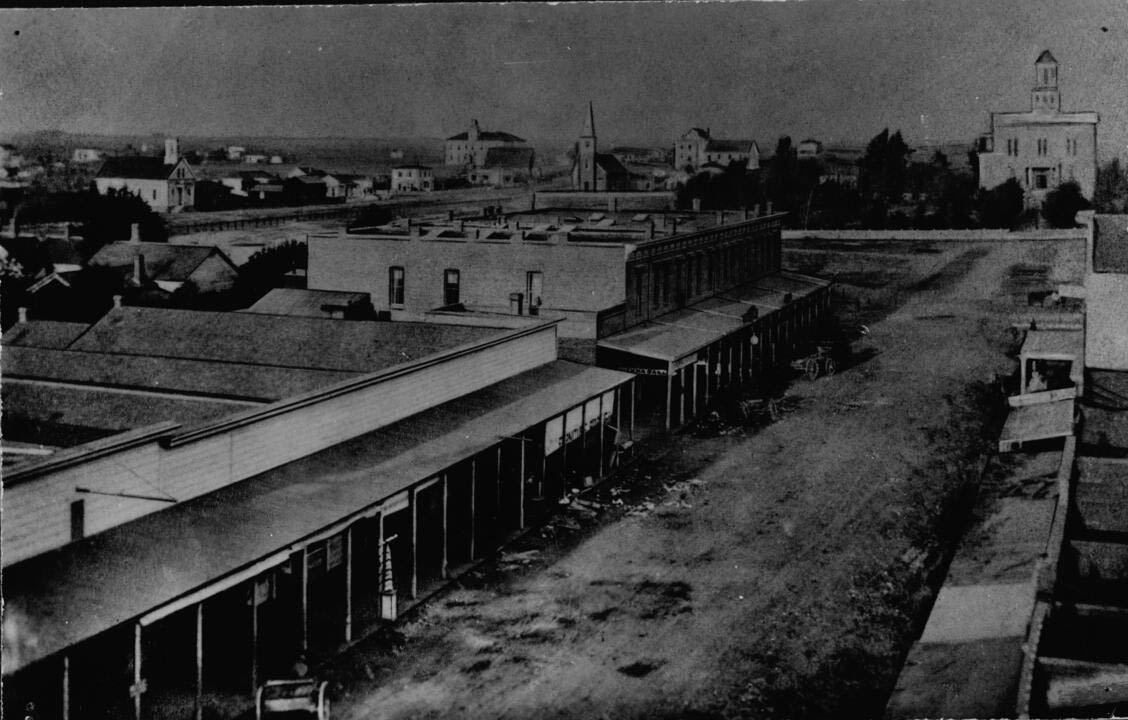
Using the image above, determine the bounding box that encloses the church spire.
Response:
[581,101,595,138]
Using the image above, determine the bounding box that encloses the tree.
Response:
[858,128,910,206]
[1042,182,1091,228]
[230,240,307,307]
[977,178,1025,228]
[1094,158,1128,213]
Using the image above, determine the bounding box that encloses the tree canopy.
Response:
[1042,182,1091,228]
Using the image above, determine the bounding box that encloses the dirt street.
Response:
[320,239,1084,720]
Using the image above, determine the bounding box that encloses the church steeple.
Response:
[1032,50,1060,114]
[576,101,598,191]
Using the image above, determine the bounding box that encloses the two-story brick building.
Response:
[977,51,1099,206]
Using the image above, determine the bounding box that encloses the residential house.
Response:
[94,139,196,212]
[469,147,536,187]
[797,139,824,160]
[978,50,1099,205]
[391,165,434,192]
[89,238,240,294]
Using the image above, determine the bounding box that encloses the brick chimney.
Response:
[130,223,141,244]
[766,200,774,214]
[17,307,28,323]
[692,198,701,212]
[113,294,123,308]
[133,253,145,286]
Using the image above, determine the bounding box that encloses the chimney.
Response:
[716,210,724,224]
[133,253,145,286]
[753,203,761,217]
[742,207,749,220]
[692,198,701,212]
[17,307,28,324]
[130,223,141,244]
[766,200,774,214]
[113,294,123,309]
[164,138,179,165]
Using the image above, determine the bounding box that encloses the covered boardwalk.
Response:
[3,360,632,720]
[596,271,831,429]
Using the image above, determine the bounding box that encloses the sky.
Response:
[2,2,1127,155]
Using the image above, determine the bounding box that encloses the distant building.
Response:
[469,146,536,187]
[610,146,668,165]
[391,165,433,192]
[71,148,103,164]
[226,146,246,161]
[1085,215,1128,371]
[269,155,284,164]
[445,119,527,167]
[94,139,196,212]
[674,128,759,173]
[243,154,268,164]
[572,102,631,192]
[797,139,824,160]
[977,50,1099,206]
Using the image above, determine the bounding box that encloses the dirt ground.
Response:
[317,238,1084,720]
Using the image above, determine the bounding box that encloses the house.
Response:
[674,128,760,173]
[978,50,1099,206]
[572,103,631,192]
[226,146,246,161]
[1,306,633,720]
[88,237,240,294]
[71,148,103,163]
[243,154,268,164]
[336,173,374,199]
[797,139,824,160]
[445,119,528,167]
[391,165,433,192]
[94,139,196,212]
[468,146,535,186]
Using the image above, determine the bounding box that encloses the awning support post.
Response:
[62,654,70,720]
[442,474,450,577]
[665,368,673,431]
[344,526,353,643]
[518,441,526,529]
[409,486,418,599]
[195,603,203,720]
[133,623,143,720]
[469,459,477,560]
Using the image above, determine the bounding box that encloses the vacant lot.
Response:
[319,239,1083,720]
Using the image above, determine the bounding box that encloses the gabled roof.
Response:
[705,139,756,154]
[89,242,237,282]
[1036,50,1057,64]
[483,146,535,169]
[595,153,629,176]
[446,129,526,143]
[682,127,711,141]
[97,156,190,181]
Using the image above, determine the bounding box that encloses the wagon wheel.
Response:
[767,398,781,422]
[824,358,838,377]
[803,358,820,381]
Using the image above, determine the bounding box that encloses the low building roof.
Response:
[598,272,829,363]
[243,288,372,317]
[1094,215,1128,273]
[595,153,629,176]
[483,146,535,169]
[96,156,182,180]
[705,139,756,154]
[2,360,631,672]
[88,242,237,282]
[446,129,525,143]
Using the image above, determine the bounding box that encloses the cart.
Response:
[256,679,330,720]
[791,344,839,381]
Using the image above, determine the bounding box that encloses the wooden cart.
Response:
[256,679,330,720]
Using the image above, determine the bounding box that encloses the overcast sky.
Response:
[2,2,1126,155]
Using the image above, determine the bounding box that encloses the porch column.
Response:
[132,623,143,720]
[250,587,259,695]
[469,459,477,560]
[678,366,687,426]
[519,440,527,528]
[629,382,636,439]
[300,548,308,652]
[705,348,712,405]
[409,486,418,599]
[344,526,353,643]
[442,474,450,577]
[664,367,673,431]
[195,604,203,720]
[62,655,70,720]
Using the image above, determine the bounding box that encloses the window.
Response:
[526,271,543,314]
[70,499,85,541]
[443,268,460,306]
[389,266,405,307]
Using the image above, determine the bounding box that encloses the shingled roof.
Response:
[96,156,182,180]
[89,242,237,283]
[595,153,629,176]
[483,146,535,170]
